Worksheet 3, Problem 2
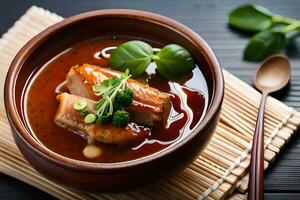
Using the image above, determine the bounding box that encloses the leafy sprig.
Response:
[228,4,300,61]
[93,69,133,126]
[109,41,195,79]
[73,70,134,126]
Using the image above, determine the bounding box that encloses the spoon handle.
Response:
[248,92,268,200]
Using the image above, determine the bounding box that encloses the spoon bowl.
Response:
[254,54,291,93]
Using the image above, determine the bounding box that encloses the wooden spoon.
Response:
[248,54,291,200]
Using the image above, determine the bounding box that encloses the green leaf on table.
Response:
[229,4,273,33]
[153,44,195,79]
[109,40,153,77]
[244,30,285,61]
[285,30,300,45]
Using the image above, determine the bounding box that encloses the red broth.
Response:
[25,37,208,163]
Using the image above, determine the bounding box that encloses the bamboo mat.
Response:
[0,6,299,200]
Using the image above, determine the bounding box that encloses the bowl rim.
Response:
[4,9,224,172]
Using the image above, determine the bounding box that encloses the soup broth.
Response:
[25,37,208,163]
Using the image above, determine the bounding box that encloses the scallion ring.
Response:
[84,114,97,124]
[73,100,88,111]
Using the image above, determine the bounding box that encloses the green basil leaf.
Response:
[286,30,300,45]
[229,4,273,33]
[244,30,285,61]
[109,40,153,77]
[154,44,195,79]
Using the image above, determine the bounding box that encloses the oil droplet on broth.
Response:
[83,144,102,159]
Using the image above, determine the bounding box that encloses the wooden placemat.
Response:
[0,6,299,200]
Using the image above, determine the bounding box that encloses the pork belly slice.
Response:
[55,93,150,145]
[66,64,171,127]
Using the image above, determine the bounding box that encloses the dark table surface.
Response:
[1,0,300,199]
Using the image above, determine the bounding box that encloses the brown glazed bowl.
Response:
[4,9,223,192]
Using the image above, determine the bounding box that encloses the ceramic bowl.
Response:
[4,9,223,192]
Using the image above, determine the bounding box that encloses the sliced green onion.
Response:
[84,114,96,124]
[73,100,87,111]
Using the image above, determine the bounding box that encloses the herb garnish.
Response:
[153,44,195,79]
[93,69,132,125]
[109,40,195,79]
[112,110,130,126]
[228,4,300,61]
[109,41,153,77]
[73,70,133,126]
